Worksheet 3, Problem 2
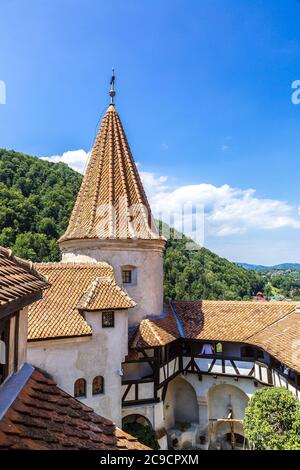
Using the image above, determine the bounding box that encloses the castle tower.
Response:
[59,72,166,325]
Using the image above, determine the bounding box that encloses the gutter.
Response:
[169,301,185,338]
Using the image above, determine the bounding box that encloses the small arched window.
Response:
[74,378,86,398]
[92,376,104,395]
[216,342,223,354]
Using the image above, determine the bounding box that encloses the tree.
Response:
[244,387,300,450]
[122,422,159,449]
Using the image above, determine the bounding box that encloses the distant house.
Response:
[252,292,267,302]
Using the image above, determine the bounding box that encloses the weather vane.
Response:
[109,68,116,105]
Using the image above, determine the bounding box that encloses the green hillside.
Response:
[0,149,264,300]
[0,149,82,261]
[163,231,264,300]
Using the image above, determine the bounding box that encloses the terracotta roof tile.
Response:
[77,276,136,311]
[28,263,134,341]
[0,247,48,309]
[173,300,298,342]
[59,105,160,243]
[249,312,300,372]
[0,368,149,450]
[131,300,300,372]
[131,303,179,348]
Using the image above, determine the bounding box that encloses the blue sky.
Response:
[1,0,300,264]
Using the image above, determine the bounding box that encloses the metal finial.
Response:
[109,68,116,104]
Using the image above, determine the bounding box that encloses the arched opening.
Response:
[122,414,158,449]
[164,377,199,449]
[74,378,86,398]
[207,384,249,450]
[164,376,198,430]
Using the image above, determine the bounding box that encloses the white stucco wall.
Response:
[27,309,128,426]
[60,239,165,325]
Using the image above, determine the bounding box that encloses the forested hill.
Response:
[0,149,82,261]
[0,149,264,300]
[163,234,264,300]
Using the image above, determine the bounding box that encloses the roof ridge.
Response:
[87,112,110,237]
[35,262,112,269]
[143,319,165,346]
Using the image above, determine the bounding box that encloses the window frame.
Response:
[92,376,104,395]
[102,310,115,328]
[122,270,132,284]
[74,378,87,398]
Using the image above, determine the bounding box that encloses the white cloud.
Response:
[42,149,300,239]
[140,171,169,198]
[42,149,90,173]
[221,144,230,151]
[143,174,300,237]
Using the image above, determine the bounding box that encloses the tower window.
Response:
[92,376,104,395]
[102,311,115,328]
[121,266,137,286]
[122,270,132,284]
[74,378,86,398]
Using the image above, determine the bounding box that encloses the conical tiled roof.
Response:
[59,105,159,242]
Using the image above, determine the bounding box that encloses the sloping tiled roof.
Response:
[173,300,298,342]
[249,312,300,372]
[28,263,134,341]
[131,300,300,372]
[0,247,49,309]
[77,276,136,311]
[59,104,160,243]
[130,303,179,349]
[0,368,149,450]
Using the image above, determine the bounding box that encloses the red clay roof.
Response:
[0,247,48,309]
[0,368,149,450]
[131,300,300,372]
[28,263,134,341]
[59,105,160,242]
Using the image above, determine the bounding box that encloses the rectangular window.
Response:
[122,270,132,284]
[102,311,115,328]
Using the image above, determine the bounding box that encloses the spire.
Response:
[109,68,115,105]
[59,100,160,243]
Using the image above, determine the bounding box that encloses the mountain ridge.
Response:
[237,262,300,271]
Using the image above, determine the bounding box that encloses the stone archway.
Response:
[122,413,152,428]
[122,414,158,449]
[163,376,199,449]
[207,384,249,450]
[164,376,199,430]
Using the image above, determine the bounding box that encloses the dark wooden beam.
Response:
[0,292,43,320]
